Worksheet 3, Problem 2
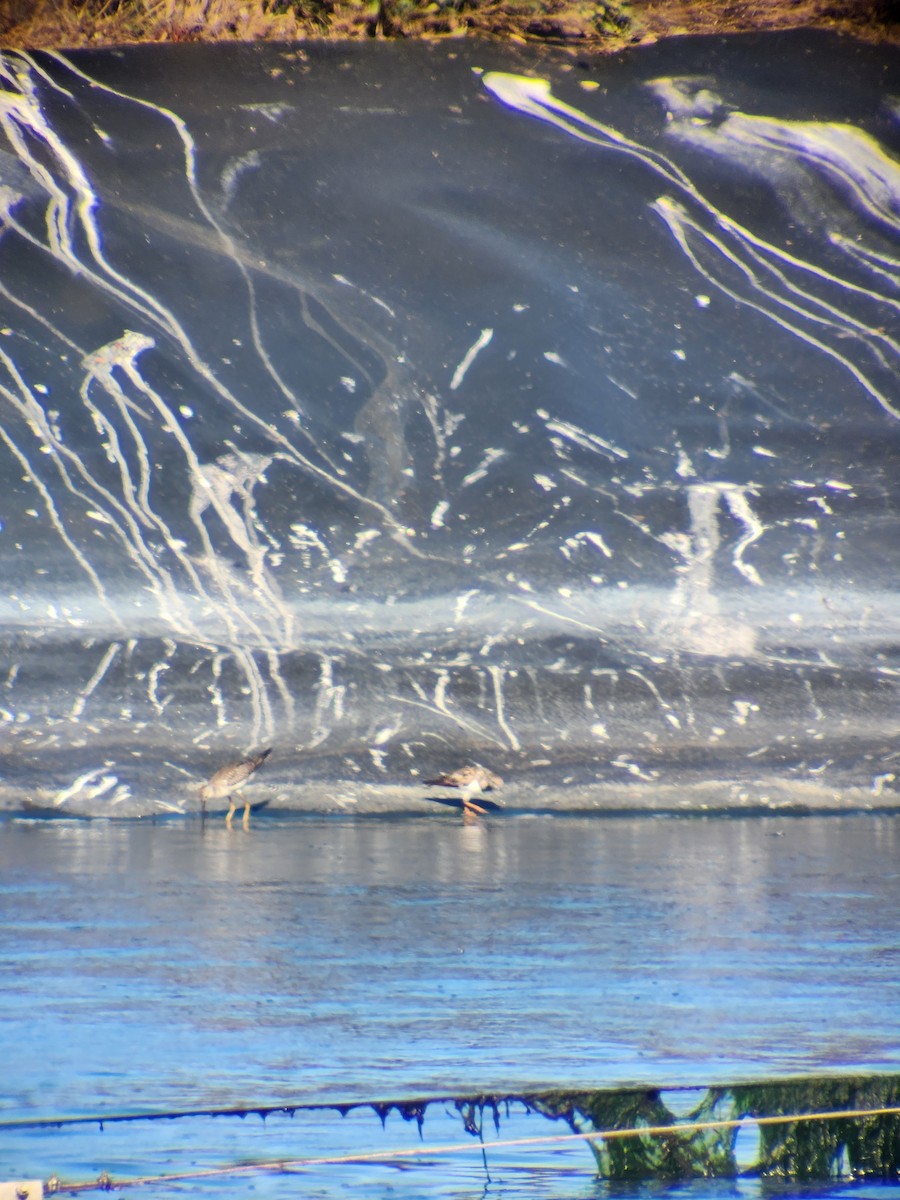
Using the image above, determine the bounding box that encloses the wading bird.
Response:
[200,748,271,827]
[424,765,503,815]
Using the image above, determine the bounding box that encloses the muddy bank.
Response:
[2,0,897,51]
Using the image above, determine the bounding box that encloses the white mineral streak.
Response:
[308,654,346,748]
[660,483,762,657]
[484,70,899,422]
[0,52,404,753]
[69,642,120,720]
[430,500,450,529]
[544,417,629,461]
[565,530,613,559]
[52,768,131,808]
[488,664,520,750]
[461,446,506,487]
[450,327,493,391]
[454,589,479,622]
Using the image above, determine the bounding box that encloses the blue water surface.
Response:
[1,812,898,1195]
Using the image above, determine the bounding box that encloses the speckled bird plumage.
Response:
[200,748,271,825]
[424,764,503,812]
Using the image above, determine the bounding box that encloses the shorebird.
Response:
[200,748,271,827]
[424,765,503,815]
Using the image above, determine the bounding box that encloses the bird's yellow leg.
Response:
[462,798,488,815]
[242,800,251,829]
[225,797,235,827]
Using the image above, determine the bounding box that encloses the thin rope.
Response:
[0,1103,310,1132]
[47,1103,900,1193]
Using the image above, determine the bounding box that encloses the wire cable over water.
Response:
[33,1101,900,1193]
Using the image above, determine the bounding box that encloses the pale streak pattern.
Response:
[652,197,900,421]
[450,328,493,391]
[147,641,175,717]
[1,49,430,547]
[1,328,198,642]
[0,50,429,765]
[41,50,409,527]
[0,51,894,811]
[659,484,761,658]
[0,67,269,746]
[0,393,114,620]
[482,72,899,422]
[488,664,520,751]
[544,418,629,462]
[308,655,345,749]
[69,642,120,720]
[396,671,502,746]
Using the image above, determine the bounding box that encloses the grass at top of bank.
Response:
[1,0,898,52]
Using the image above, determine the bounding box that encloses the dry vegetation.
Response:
[0,0,897,51]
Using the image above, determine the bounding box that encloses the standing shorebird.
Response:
[424,765,503,815]
[200,748,271,827]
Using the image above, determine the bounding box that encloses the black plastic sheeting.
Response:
[0,34,898,814]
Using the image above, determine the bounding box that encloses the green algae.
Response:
[497,1076,900,1180]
